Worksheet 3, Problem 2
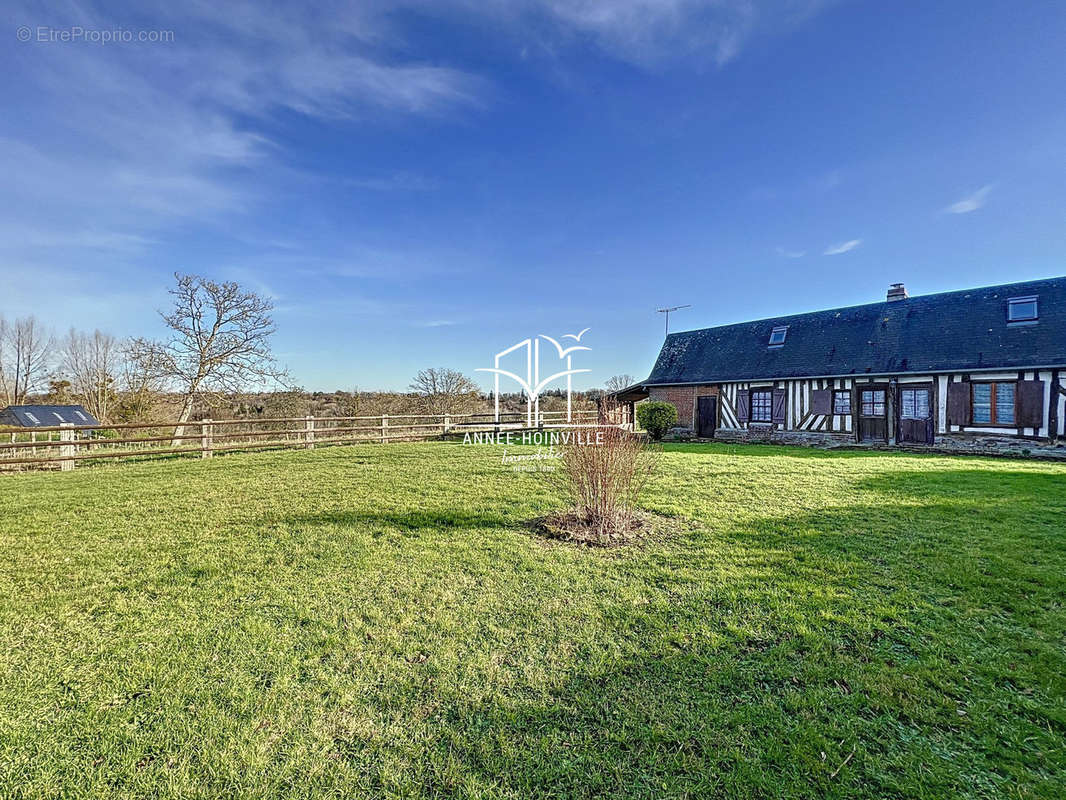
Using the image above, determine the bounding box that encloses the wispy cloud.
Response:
[823,239,862,255]
[776,246,805,258]
[462,0,835,68]
[945,184,993,214]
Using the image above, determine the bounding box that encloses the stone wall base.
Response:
[705,428,1066,460]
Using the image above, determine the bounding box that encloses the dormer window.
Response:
[768,326,788,347]
[1008,296,1038,323]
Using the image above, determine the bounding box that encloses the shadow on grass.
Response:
[395,641,1055,799]
[855,468,1066,505]
[266,508,515,532]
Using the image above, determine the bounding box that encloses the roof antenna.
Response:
[656,304,692,335]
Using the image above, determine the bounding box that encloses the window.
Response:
[24,412,40,424]
[768,326,788,346]
[860,389,886,416]
[1008,296,1038,323]
[972,382,1016,425]
[74,411,88,422]
[750,390,773,423]
[900,388,930,420]
[833,390,851,415]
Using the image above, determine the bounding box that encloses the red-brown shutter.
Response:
[1017,380,1045,427]
[811,389,832,416]
[772,389,786,424]
[947,382,970,425]
[736,390,749,423]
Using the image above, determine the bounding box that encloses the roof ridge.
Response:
[667,275,1066,337]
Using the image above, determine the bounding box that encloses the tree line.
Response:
[1,274,632,425]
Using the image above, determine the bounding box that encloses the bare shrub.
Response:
[549,423,659,545]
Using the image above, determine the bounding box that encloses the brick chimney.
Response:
[887,283,908,302]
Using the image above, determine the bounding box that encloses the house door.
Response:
[897,384,934,445]
[697,396,717,438]
[858,386,888,442]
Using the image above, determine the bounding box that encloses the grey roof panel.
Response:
[0,405,100,427]
[643,276,1066,385]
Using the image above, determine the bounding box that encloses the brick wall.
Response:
[648,385,718,429]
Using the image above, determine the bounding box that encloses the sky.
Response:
[3,1,1065,392]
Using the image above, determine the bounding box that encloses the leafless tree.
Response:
[0,316,54,405]
[115,339,167,422]
[60,328,120,422]
[409,367,481,415]
[605,374,637,393]
[129,274,289,440]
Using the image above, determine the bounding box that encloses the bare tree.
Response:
[0,316,54,405]
[115,339,167,422]
[0,316,9,407]
[129,274,289,440]
[605,374,637,393]
[409,367,481,416]
[60,328,120,422]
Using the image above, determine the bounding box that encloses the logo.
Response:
[476,328,591,425]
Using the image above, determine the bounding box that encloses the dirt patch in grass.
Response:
[530,508,681,548]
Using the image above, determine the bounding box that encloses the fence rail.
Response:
[0,409,601,472]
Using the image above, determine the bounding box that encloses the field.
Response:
[0,442,1064,798]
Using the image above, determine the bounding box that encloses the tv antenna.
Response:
[656,304,692,335]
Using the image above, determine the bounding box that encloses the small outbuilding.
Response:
[0,404,100,428]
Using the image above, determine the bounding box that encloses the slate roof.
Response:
[643,276,1066,385]
[0,404,100,427]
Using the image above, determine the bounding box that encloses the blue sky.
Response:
[4,1,1065,391]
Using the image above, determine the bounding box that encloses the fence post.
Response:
[59,424,75,471]
[443,414,450,435]
[305,415,315,449]
[201,418,213,459]
[381,414,388,444]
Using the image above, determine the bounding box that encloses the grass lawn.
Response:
[0,442,1064,798]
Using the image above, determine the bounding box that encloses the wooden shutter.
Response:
[735,390,749,423]
[811,389,832,416]
[946,382,970,425]
[1017,380,1045,428]
[771,390,786,424]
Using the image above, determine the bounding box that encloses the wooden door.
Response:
[897,384,934,444]
[858,385,888,442]
[697,396,717,438]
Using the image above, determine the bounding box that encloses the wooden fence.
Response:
[0,410,602,472]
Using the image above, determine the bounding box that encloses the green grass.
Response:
[0,442,1064,799]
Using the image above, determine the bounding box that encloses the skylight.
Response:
[25,412,40,424]
[1007,296,1038,323]
[768,326,788,346]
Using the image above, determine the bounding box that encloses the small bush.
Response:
[636,401,678,441]
[549,425,658,545]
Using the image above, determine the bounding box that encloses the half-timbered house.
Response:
[614,277,1066,452]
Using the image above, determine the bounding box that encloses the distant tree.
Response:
[60,328,120,422]
[129,274,289,439]
[44,379,74,405]
[409,367,481,415]
[605,374,637,393]
[114,339,166,422]
[0,316,54,405]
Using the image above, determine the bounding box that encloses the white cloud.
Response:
[946,184,993,214]
[776,246,805,258]
[445,0,834,68]
[823,239,862,255]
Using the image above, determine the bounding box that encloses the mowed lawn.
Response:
[0,443,1064,799]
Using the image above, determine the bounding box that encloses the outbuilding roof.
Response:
[642,276,1066,385]
[0,405,100,428]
